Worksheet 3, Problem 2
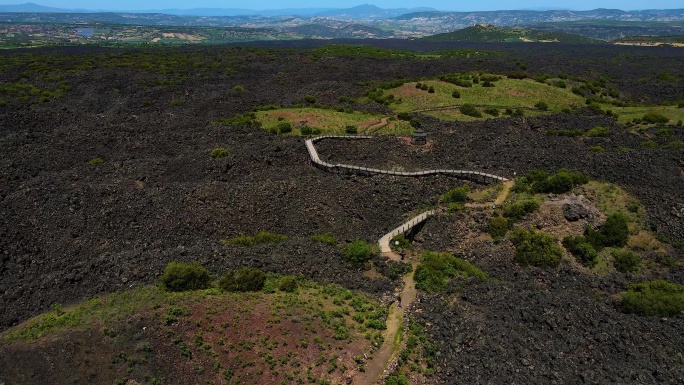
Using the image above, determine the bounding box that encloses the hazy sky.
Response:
[1,1,681,11]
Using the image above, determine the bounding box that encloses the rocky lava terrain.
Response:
[1,43,683,384]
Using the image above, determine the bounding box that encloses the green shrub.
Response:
[223,231,287,247]
[656,128,674,136]
[641,140,659,149]
[278,276,298,292]
[482,80,494,88]
[342,239,378,264]
[233,85,247,92]
[502,200,540,220]
[397,112,412,121]
[309,232,337,245]
[441,185,470,203]
[218,268,266,292]
[585,125,610,137]
[664,141,683,150]
[345,125,358,134]
[618,280,684,317]
[588,146,605,152]
[300,126,313,135]
[210,147,230,159]
[414,251,487,292]
[512,108,525,117]
[641,111,669,124]
[509,228,563,268]
[415,83,423,89]
[88,157,105,166]
[303,95,316,103]
[535,101,549,111]
[452,90,461,98]
[627,202,640,213]
[483,107,499,116]
[562,235,598,267]
[460,104,482,118]
[612,249,641,273]
[391,234,411,250]
[409,118,421,128]
[601,213,630,248]
[160,261,211,292]
[514,169,588,195]
[276,121,293,134]
[487,215,511,240]
[428,86,435,93]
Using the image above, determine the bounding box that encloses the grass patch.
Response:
[414,251,487,292]
[386,78,584,121]
[210,147,230,159]
[255,107,411,135]
[222,231,287,247]
[609,105,684,126]
[309,233,337,246]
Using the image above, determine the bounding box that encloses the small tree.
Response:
[160,261,211,292]
[601,213,630,248]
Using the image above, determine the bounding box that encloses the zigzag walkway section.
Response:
[305,135,510,384]
[305,135,508,184]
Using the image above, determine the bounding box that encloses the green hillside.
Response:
[421,24,605,44]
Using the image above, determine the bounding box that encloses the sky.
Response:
[0,1,681,11]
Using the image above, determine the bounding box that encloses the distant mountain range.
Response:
[0,3,436,19]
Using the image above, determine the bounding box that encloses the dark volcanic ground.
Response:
[1,43,684,384]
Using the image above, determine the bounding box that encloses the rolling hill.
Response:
[421,24,605,44]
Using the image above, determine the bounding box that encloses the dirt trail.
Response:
[365,117,390,133]
[360,179,513,384]
[359,250,412,385]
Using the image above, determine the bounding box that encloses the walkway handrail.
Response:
[305,135,509,184]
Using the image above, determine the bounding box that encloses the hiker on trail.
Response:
[397,295,402,308]
[399,250,405,260]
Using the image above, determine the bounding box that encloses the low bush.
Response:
[513,169,588,195]
[391,234,411,250]
[160,261,211,292]
[276,121,293,134]
[452,90,461,98]
[345,125,358,134]
[343,239,378,264]
[612,249,641,273]
[618,280,684,317]
[397,112,412,121]
[502,200,540,220]
[585,125,610,137]
[428,86,435,93]
[278,276,298,292]
[641,140,659,149]
[641,111,669,125]
[535,101,549,111]
[487,215,511,240]
[409,118,421,128]
[303,95,316,103]
[588,145,605,152]
[223,231,287,247]
[441,185,470,203]
[210,147,230,159]
[218,268,266,292]
[460,104,482,118]
[414,251,487,292]
[483,107,499,116]
[509,228,563,268]
[562,235,598,267]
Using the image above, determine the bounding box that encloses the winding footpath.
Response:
[304,136,510,384]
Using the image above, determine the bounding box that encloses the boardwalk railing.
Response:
[305,135,509,184]
[378,210,436,253]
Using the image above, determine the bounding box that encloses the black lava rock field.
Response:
[1,42,683,384]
